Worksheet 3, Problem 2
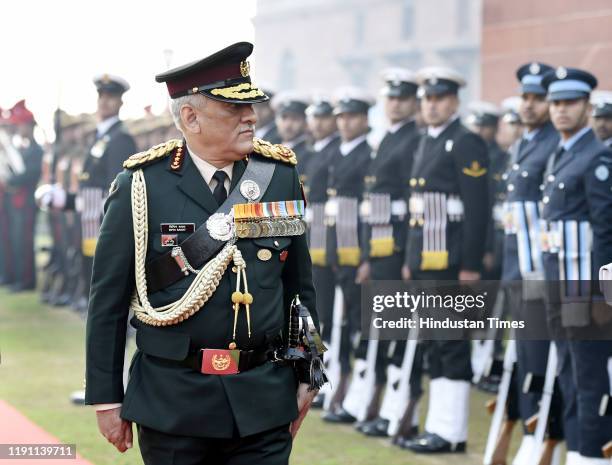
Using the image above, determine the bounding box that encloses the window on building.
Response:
[402,0,414,39]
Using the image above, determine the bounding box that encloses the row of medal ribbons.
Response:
[233,200,305,220]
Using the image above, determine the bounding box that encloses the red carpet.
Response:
[0,399,94,464]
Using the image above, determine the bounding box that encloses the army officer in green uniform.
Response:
[85,42,325,465]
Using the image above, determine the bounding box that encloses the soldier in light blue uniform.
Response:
[540,66,612,465]
[590,92,612,149]
[500,62,561,463]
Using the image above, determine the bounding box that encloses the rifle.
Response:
[483,338,517,465]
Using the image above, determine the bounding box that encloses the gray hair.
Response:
[169,94,206,131]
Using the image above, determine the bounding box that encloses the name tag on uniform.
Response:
[160,223,195,234]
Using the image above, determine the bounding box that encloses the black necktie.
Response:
[553,146,566,168]
[212,170,228,206]
[518,137,528,155]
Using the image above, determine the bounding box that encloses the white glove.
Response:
[599,262,612,305]
[34,184,66,211]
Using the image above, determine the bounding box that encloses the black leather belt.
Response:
[180,346,275,374]
[145,230,224,294]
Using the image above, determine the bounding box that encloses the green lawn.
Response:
[0,287,522,465]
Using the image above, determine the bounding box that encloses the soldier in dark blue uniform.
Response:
[303,97,340,409]
[465,101,509,395]
[497,98,523,153]
[497,62,560,463]
[540,66,612,465]
[321,87,373,423]
[353,68,423,438]
[37,76,137,404]
[254,87,281,144]
[5,100,43,292]
[73,74,138,312]
[402,66,490,454]
[271,92,311,168]
[85,42,325,465]
[591,92,612,149]
[466,101,508,283]
[41,75,137,313]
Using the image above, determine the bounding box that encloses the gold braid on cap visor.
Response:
[210,82,265,100]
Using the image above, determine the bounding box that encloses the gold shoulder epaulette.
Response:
[252,137,297,166]
[123,139,183,169]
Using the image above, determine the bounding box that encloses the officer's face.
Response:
[307,114,337,141]
[275,113,306,143]
[384,96,417,124]
[181,96,257,161]
[591,116,612,141]
[496,121,523,150]
[420,94,458,127]
[519,93,549,128]
[97,92,123,121]
[336,112,369,142]
[549,98,590,134]
[473,125,497,143]
[253,102,274,128]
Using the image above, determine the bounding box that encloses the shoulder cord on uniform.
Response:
[129,168,244,326]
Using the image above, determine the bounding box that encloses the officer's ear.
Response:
[180,104,201,134]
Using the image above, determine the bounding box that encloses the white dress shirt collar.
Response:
[255,121,275,139]
[96,116,120,138]
[187,145,233,192]
[427,114,459,139]
[284,134,307,150]
[340,133,368,156]
[388,118,413,134]
[313,133,338,152]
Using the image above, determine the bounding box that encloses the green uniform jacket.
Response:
[85,141,318,438]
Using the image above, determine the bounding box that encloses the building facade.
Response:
[253,0,482,106]
[482,0,612,103]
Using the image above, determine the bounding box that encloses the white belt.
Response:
[409,196,424,215]
[324,198,339,218]
[409,194,464,219]
[447,196,464,217]
[363,199,407,217]
[359,199,371,219]
[391,199,407,216]
[493,204,504,224]
[304,207,314,223]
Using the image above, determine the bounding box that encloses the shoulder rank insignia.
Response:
[462,161,487,178]
[252,137,297,166]
[123,139,183,169]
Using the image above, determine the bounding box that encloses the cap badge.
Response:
[529,62,540,75]
[240,60,250,78]
[556,67,567,79]
[429,77,438,85]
